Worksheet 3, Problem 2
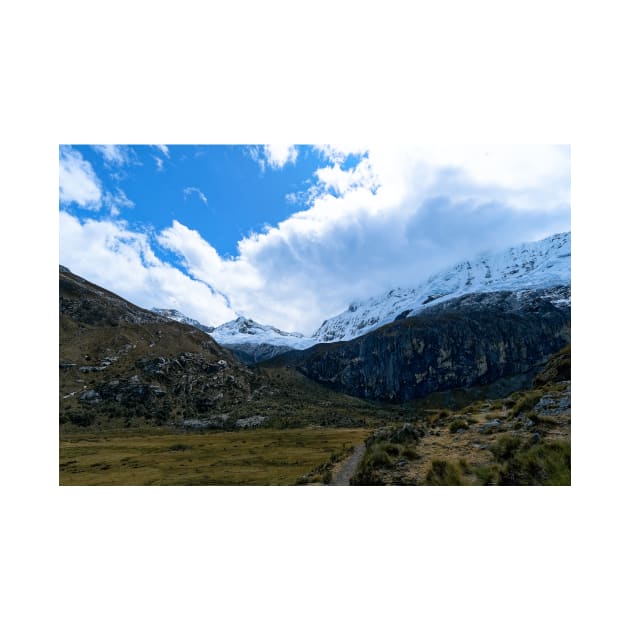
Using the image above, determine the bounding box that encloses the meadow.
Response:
[60,427,369,485]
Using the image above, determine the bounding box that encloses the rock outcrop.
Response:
[274,289,570,402]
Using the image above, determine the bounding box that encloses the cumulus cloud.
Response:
[160,145,570,333]
[59,146,102,209]
[183,186,208,204]
[264,144,298,168]
[59,145,570,335]
[59,211,235,326]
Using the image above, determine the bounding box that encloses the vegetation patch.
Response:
[296,443,355,485]
[475,435,570,485]
[351,424,423,485]
[59,427,369,485]
[499,441,571,485]
[508,391,543,420]
[449,418,469,433]
[425,459,465,485]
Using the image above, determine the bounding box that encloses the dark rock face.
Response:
[280,290,570,402]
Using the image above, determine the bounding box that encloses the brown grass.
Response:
[60,427,370,485]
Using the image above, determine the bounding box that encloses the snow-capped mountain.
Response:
[155,232,570,360]
[209,316,318,364]
[313,232,571,342]
[210,316,317,350]
[150,308,215,334]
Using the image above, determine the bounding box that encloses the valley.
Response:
[60,427,370,485]
[59,232,571,485]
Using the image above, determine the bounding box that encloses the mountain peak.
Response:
[211,316,307,343]
[314,231,571,342]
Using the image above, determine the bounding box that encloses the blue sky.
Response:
[62,144,340,257]
[59,144,570,333]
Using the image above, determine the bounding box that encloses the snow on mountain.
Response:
[150,308,215,334]
[210,316,318,350]
[155,232,570,353]
[313,232,571,342]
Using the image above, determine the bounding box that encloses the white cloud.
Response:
[315,144,367,165]
[104,187,134,217]
[183,186,208,204]
[248,145,299,171]
[153,145,169,171]
[264,144,298,169]
[59,146,102,209]
[314,159,379,196]
[59,145,571,335]
[159,145,570,333]
[59,211,235,326]
[92,144,134,166]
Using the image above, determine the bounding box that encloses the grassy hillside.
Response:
[350,345,571,485]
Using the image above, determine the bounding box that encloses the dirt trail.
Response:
[330,443,366,486]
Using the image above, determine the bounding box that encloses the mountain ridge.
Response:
[270,287,570,401]
[196,231,571,362]
[151,308,215,334]
[313,231,570,342]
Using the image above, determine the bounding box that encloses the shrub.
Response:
[402,446,419,460]
[474,464,501,485]
[449,419,468,433]
[509,392,542,419]
[64,410,95,427]
[500,441,570,486]
[368,443,395,468]
[350,442,393,485]
[490,435,523,462]
[425,460,464,485]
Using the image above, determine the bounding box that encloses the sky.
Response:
[59,144,570,334]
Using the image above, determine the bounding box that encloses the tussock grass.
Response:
[508,391,543,420]
[425,460,465,485]
[476,435,570,485]
[500,441,571,485]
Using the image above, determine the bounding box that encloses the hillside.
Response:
[59,266,401,431]
[59,266,266,427]
[349,345,571,485]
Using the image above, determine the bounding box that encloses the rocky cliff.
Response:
[273,288,570,401]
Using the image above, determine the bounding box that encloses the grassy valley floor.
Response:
[60,427,369,485]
